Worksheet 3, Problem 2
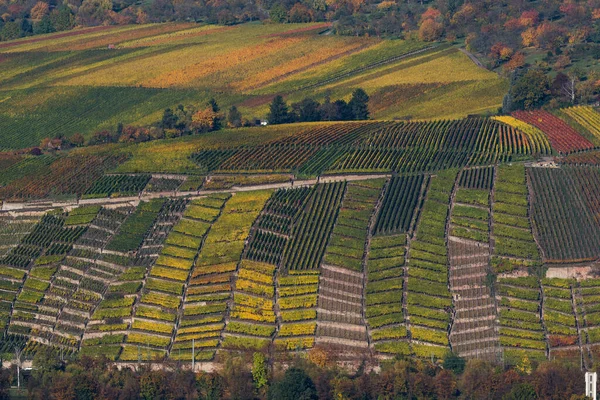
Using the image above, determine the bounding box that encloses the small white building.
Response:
[586,371,597,400]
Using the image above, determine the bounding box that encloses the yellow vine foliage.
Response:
[143,37,305,88]
[234,40,367,91]
[492,116,551,155]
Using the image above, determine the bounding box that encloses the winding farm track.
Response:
[1,174,391,214]
[458,48,486,70]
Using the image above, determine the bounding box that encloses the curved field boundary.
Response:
[512,110,594,154]
[492,116,552,156]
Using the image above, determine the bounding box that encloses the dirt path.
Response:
[458,48,487,70]
[2,174,391,213]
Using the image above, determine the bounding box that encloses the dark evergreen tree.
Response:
[334,99,354,121]
[292,98,321,122]
[502,93,513,114]
[267,95,290,124]
[207,98,222,130]
[161,108,177,129]
[349,88,370,120]
[20,19,33,35]
[208,98,220,112]
[319,100,340,121]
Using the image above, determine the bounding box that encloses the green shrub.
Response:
[146,278,184,295]
[127,333,170,347]
[499,309,539,323]
[407,305,449,321]
[544,298,573,314]
[409,249,446,265]
[450,226,488,242]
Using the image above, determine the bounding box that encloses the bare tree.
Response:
[561,73,578,104]
[14,346,23,390]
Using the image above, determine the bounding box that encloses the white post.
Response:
[586,371,597,400]
[14,346,22,390]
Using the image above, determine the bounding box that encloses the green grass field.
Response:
[0,22,506,150]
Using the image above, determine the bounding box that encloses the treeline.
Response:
[503,66,600,112]
[0,347,590,400]
[3,0,600,73]
[33,90,369,154]
[267,89,370,124]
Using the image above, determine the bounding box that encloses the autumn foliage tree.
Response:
[191,108,222,133]
[419,8,444,42]
[29,2,49,21]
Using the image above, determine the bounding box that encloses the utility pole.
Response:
[192,339,195,371]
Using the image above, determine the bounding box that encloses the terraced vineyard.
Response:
[3,106,600,368]
[448,167,499,361]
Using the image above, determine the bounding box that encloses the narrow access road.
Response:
[1,174,391,213]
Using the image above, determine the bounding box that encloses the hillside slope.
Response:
[2,107,600,367]
[0,22,506,150]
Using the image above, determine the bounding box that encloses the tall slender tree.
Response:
[267,95,290,124]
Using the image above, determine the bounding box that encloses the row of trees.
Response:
[267,89,370,125]
[0,6,74,41]
[2,0,600,72]
[1,346,590,400]
[32,88,370,155]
